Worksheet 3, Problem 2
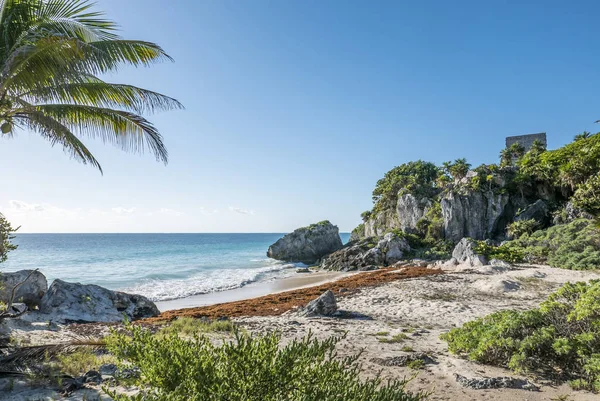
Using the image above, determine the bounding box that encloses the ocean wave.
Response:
[120,261,300,301]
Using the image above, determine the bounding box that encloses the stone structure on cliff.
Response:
[267,221,343,264]
[505,132,546,152]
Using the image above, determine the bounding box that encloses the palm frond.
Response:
[21,82,184,114]
[13,106,103,172]
[3,37,173,93]
[17,103,169,164]
[0,339,105,368]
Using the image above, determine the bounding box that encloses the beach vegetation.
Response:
[506,219,540,239]
[502,219,600,269]
[0,0,183,172]
[401,346,415,352]
[158,317,236,337]
[441,280,600,391]
[378,333,409,343]
[407,359,425,370]
[0,213,18,263]
[106,325,426,401]
[55,349,116,377]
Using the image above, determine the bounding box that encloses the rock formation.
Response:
[441,191,513,243]
[321,233,410,271]
[0,270,47,308]
[303,290,337,317]
[267,221,343,264]
[451,238,488,267]
[38,279,159,323]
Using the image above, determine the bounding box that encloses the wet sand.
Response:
[156,270,349,311]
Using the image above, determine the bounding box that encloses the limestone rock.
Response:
[0,270,47,308]
[515,200,549,224]
[303,290,337,317]
[442,191,512,242]
[395,194,433,233]
[38,279,159,323]
[377,232,411,264]
[321,233,410,271]
[452,238,488,267]
[267,221,343,264]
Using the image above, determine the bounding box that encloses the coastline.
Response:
[156,270,349,311]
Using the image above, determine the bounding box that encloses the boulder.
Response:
[38,279,159,323]
[377,233,411,264]
[267,221,343,264]
[452,238,488,267]
[515,200,549,224]
[303,290,337,317]
[0,270,47,308]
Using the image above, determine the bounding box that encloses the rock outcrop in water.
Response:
[38,279,159,323]
[267,221,343,264]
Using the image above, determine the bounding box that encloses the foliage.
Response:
[474,241,525,264]
[509,219,600,270]
[572,173,600,217]
[0,0,183,172]
[0,213,18,263]
[499,143,525,167]
[392,229,453,260]
[441,280,600,391]
[506,219,540,239]
[360,210,372,222]
[442,158,471,181]
[415,202,444,240]
[157,317,236,338]
[371,161,440,213]
[378,333,409,343]
[55,349,116,377]
[105,325,426,401]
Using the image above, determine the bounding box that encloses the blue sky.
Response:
[2,0,600,233]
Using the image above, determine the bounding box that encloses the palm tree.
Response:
[0,0,183,173]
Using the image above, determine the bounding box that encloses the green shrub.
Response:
[371,161,440,213]
[506,219,540,239]
[106,326,426,401]
[572,173,600,217]
[511,219,600,270]
[157,317,236,338]
[441,280,600,391]
[474,241,525,264]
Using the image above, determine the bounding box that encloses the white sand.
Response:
[236,264,600,400]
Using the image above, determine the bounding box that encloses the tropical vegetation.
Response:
[442,280,600,391]
[106,324,426,401]
[0,0,182,173]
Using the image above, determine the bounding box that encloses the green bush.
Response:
[572,173,600,217]
[106,326,426,401]
[511,219,600,270]
[371,161,440,213]
[441,281,600,391]
[474,241,525,264]
[506,219,540,239]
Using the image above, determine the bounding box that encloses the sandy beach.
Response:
[4,263,600,400]
[156,270,349,311]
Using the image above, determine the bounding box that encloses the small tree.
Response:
[0,213,18,263]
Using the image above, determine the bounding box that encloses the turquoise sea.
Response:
[2,233,350,301]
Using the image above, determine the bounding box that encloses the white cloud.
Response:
[157,208,184,216]
[111,207,137,215]
[228,206,255,215]
[9,200,46,212]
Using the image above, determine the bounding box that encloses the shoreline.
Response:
[156,270,349,311]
